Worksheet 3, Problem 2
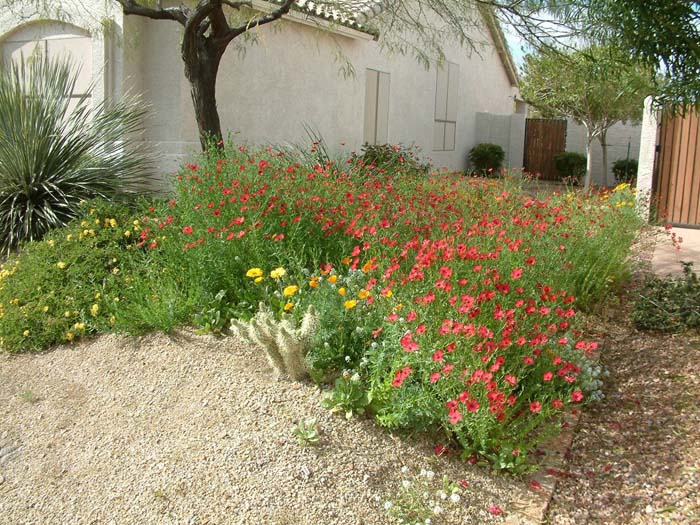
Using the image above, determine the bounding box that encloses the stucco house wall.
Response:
[0,0,520,176]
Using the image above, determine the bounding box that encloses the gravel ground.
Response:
[0,331,530,525]
[545,228,700,524]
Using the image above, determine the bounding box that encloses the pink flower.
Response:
[571,390,584,403]
[530,401,542,413]
[488,505,503,515]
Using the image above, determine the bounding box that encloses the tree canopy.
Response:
[519,44,654,187]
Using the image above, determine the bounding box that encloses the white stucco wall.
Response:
[474,112,526,169]
[565,118,642,186]
[1,1,520,177]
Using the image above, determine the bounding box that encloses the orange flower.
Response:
[328,275,338,284]
[341,256,352,264]
[358,289,370,300]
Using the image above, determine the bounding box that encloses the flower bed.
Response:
[0,146,641,471]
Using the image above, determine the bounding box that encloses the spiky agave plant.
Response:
[0,56,152,254]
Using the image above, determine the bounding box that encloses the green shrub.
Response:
[352,143,430,176]
[612,158,638,184]
[632,262,700,332]
[554,152,587,183]
[468,143,505,175]
[0,56,152,254]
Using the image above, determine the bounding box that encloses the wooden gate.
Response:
[523,119,567,180]
[654,111,700,225]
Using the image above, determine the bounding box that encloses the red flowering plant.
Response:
[132,145,639,471]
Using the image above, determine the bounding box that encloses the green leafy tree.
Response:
[519,45,653,188]
[588,0,700,113]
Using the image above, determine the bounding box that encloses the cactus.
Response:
[230,303,319,381]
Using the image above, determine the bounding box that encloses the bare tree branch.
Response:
[217,0,297,47]
[222,0,252,9]
[115,0,188,25]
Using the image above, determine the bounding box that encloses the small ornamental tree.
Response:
[520,45,653,188]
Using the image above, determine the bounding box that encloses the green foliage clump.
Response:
[632,263,700,332]
[468,143,505,175]
[554,152,587,183]
[612,158,639,183]
[352,143,430,176]
[0,56,153,254]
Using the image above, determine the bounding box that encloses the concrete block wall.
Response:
[474,112,526,169]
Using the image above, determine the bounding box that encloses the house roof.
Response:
[268,0,519,85]
[269,0,383,33]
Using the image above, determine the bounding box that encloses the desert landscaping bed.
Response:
[0,331,536,525]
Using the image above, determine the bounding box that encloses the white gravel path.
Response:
[0,331,529,525]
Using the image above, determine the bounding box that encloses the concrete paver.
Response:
[651,227,700,276]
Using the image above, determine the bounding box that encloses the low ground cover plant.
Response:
[0,145,641,471]
[632,262,700,332]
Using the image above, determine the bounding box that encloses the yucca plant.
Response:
[0,55,152,254]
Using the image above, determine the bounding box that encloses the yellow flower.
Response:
[358,289,370,300]
[66,234,73,241]
[124,230,131,238]
[42,306,49,312]
[344,300,357,310]
[109,315,116,325]
[47,239,55,247]
[90,304,99,317]
[133,219,140,227]
[112,268,120,275]
[283,285,298,297]
[64,310,71,318]
[383,289,393,298]
[109,218,117,228]
[94,292,101,300]
[66,332,74,342]
[246,268,264,278]
[254,276,263,284]
[73,322,85,331]
[22,329,30,337]
[338,287,346,296]
[57,261,67,269]
[328,275,338,284]
[283,302,294,312]
[270,267,286,279]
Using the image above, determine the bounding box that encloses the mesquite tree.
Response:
[115,0,296,149]
[102,0,584,150]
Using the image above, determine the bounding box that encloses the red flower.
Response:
[511,268,524,279]
[530,401,542,413]
[488,505,503,515]
[543,372,553,381]
[182,225,194,235]
[434,444,449,456]
[571,390,584,403]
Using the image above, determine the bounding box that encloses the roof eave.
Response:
[478,5,519,88]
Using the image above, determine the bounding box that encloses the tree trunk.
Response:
[183,43,224,150]
[584,129,594,190]
[599,129,609,187]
